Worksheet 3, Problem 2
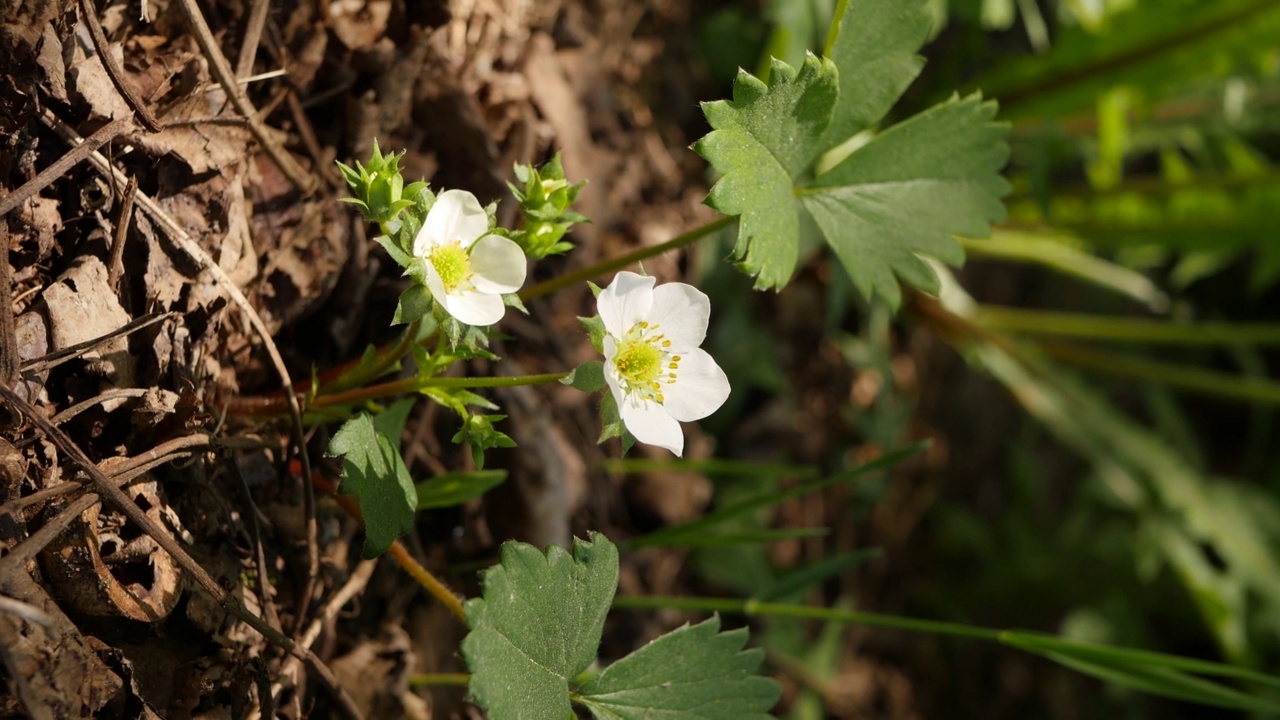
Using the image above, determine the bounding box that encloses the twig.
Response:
[0,216,16,386]
[272,558,377,712]
[49,388,149,425]
[0,118,132,219]
[108,175,137,291]
[40,107,321,635]
[20,311,175,375]
[3,433,214,516]
[224,454,282,631]
[77,0,162,132]
[0,595,52,627]
[0,493,99,569]
[287,90,328,184]
[172,0,317,194]
[0,386,363,720]
[299,558,377,651]
[235,0,272,79]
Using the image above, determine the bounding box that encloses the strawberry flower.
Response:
[413,189,526,326]
[598,272,730,456]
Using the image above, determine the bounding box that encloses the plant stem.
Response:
[309,471,467,622]
[310,371,570,410]
[611,595,1001,641]
[321,319,423,394]
[387,542,467,621]
[1040,341,1280,406]
[408,673,470,687]
[519,216,733,301]
[976,307,1280,346]
[962,233,1168,311]
[418,372,569,388]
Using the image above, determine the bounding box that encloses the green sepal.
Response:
[579,315,607,354]
[562,360,606,393]
[453,413,517,469]
[393,284,433,325]
[598,391,636,454]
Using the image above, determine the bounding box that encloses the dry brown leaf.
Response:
[71,43,134,122]
[0,570,124,717]
[41,255,136,405]
[39,473,184,622]
[16,195,62,260]
[36,23,67,102]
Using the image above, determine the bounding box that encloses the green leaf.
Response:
[819,0,929,146]
[562,360,606,393]
[577,616,780,720]
[326,400,418,558]
[803,94,1010,306]
[694,0,1010,305]
[462,532,620,720]
[414,469,507,509]
[696,54,838,289]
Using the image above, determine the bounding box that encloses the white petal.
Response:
[618,393,684,456]
[598,271,655,337]
[470,235,527,294]
[602,336,626,407]
[662,348,731,422]
[646,282,710,350]
[422,258,450,307]
[412,219,436,259]
[443,288,505,326]
[425,190,490,250]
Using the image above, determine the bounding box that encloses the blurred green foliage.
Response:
[683,0,1280,716]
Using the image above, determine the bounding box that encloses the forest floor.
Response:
[0,1,1030,718]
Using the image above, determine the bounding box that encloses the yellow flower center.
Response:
[613,322,681,404]
[430,242,470,291]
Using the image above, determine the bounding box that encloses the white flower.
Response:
[413,189,526,326]
[598,272,731,456]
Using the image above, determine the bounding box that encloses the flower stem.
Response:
[1040,341,1280,406]
[962,232,1168,311]
[519,215,733,301]
[975,306,1280,346]
[611,594,1001,641]
[309,470,467,622]
[387,542,467,621]
[309,371,570,410]
[417,372,569,389]
[408,673,470,687]
[322,319,423,394]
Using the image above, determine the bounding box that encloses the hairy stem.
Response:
[520,216,733,301]
[309,471,467,621]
